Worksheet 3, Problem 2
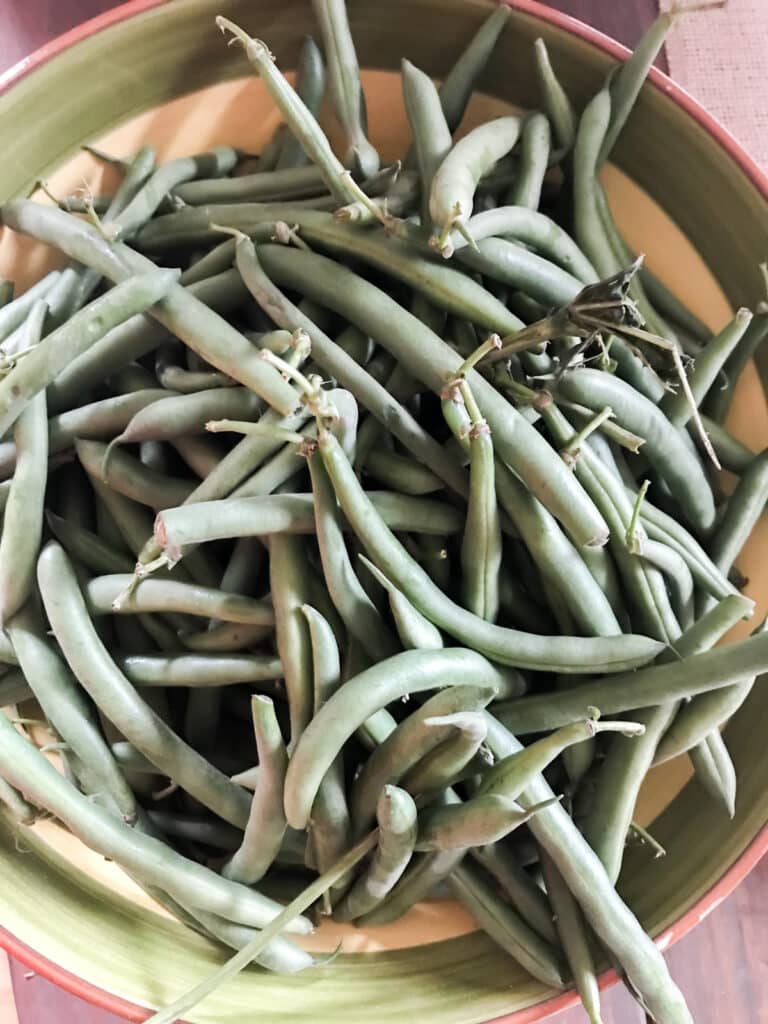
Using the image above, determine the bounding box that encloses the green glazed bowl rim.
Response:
[0,2,766,1022]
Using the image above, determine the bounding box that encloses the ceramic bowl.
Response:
[0,2,766,1022]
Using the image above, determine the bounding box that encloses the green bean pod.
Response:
[401,58,452,224]
[333,785,417,922]
[471,841,558,945]
[533,38,576,152]
[269,534,314,748]
[223,696,288,883]
[85,575,274,625]
[416,793,557,852]
[360,555,444,651]
[401,711,488,799]
[116,652,282,687]
[276,35,326,170]
[505,112,551,210]
[708,449,768,572]
[689,730,737,818]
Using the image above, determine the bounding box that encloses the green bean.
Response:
[85,575,274,625]
[449,858,567,990]
[320,430,660,670]
[180,621,273,653]
[599,10,674,164]
[333,785,416,922]
[116,652,281,687]
[38,542,251,828]
[438,5,510,131]
[539,850,602,1024]
[109,148,238,238]
[1,202,298,416]
[358,841,466,926]
[705,310,768,422]
[181,238,238,285]
[445,207,597,283]
[362,448,443,495]
[155,346,233,393]
[275,36,326,170]
[175,165,327,206]
[0,270,60,345]
[689,730,737,817]
[0,711,309,936]
[660,308,753,427]
[0,670,30,703]
[223,696,288,883]
[215,18,361,207]
[144,813,241,853]
[8,602,137,824]
[302,604,350,889]
[558,369,715,533]
[497,620,768,735]
[361,556,444,651]
[114,388,262,451]
[285,649,518,829]
[402,58,452,224]
[268,534,313,748]
[311,0,378,177]
[179,904,313,974]
[459,237,585,311]
[0,269,178,438]
[170,436,219,480]
[640,539,694,628]
[471,841,558,945]
[226,235,470,497]
[417,792,556,853]
[308,452,399,662]
[0,778,38,825]
[77,439,193,510]
[401,711,488,799]
[0,313,47,626]
[505,113,550,210]
[533,38,576,152]
[260,246,611,546]
[155,491,463,562]
[700,414,756,473]
[428,115,521,247]
[708,449,768,571]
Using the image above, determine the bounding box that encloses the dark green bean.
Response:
[705,309,768,423]
[533,38,576,152]
[689,730,737,818]
[505,112,551,210]
[0,270,60,345]
[708,449,768,571]
[276,36,326,170]
[269,534,313,748]
[77,439,193,510]
[438,5,510,132]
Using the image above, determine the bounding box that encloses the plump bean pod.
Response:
[497,621,768,735]
[223,696,288,884]
[180,621,273,653]
[77,439,194,510]
[259,246,610,546]
[401,711,488,799]
[0,270,60,345]
[436,5,509,130]
[401,58,452,223]
[357,841,466,926]
[0,269,178,438]
[285,649,518,830]
[450,858,567,990]
[0,711,309,935]
[109,148,238,238]
[8,602,137,823]
[333,785,417,922]
[116,652,282,687]
[457,237,583,310]
[416,793,557,852]
[361,556,444,650]
[0,202,298,416]
[174,165,327,206]
[659,308,753,428]
[539,850,603,1024]
[444,207,597,283]
[471,841,558,945]
[705,310,768,423]
[533,38,576,152]
[363,448,443,496]
[112,388,262,450]
[275,35,326,171]
[319,430,661,670]
[301,604,351,889]
[215,18,361,207]
[483,714,694,1023]
[429,115,521,245]
[84,575,274,625]
[689,730,738,818]
[0,313,47,625]
[708,449,768,572]
[477,719,644,804]
[38,542,252,828]
[308,452,399,662]
[311,0,379,177]
[269,534,314,748]
[558,369,715,533]
[505,112,551,210]
[154,491,464,563]
[640,539,695,629]
[349,682,496,835]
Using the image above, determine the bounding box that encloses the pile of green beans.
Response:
[0,5,764,1023]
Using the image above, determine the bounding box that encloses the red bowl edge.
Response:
[0,0,766,1020]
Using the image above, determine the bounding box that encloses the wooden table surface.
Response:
[0,1,765,1022]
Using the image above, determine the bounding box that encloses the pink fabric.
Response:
[661,0,768,171]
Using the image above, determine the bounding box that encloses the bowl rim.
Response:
[0,1,766,1021]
